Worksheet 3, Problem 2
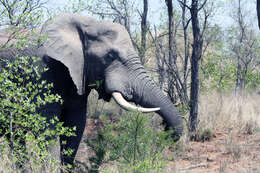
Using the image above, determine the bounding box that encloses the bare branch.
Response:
[177,0,191,10]
[198,0,208,11]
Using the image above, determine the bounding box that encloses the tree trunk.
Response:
[189,50,200,133]
[165,0,178,103]
[165,0,174,66]
[257,0,260,30]
[189,0,203,136]
[235,55,243,95]
[140,0,148,65]
[234,0,246,96]
[181,0,189,101]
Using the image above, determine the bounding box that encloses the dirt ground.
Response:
[167,132,260,173]
[75,118,260,173]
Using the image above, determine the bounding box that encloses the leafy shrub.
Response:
[86,111,175,173]
[0,56,75,172]
[201,42,260,93]
[200,50,237,92]
[196,128,213,142]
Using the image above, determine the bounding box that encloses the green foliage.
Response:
[87,112,174,173]
[0,56,75,172]
[244,71,260,91]
[0,1,77,171]
[200,49,237,92]
[0,0,45,28]
[88,79,104,89]
[201,40,260,93]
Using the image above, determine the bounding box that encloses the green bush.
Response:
[200,51,237,92]
[87,111,175,173]
[0,56,75,172]
[201,41,260,93]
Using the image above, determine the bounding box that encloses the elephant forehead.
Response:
[97,22,130,40]
[85,21,133,54]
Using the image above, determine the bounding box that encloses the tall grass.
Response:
[198,92,260,134]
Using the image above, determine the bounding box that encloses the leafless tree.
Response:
[188,0,206,134]
[164,0,190,107]
[149,26,167,90]
[173,0,209,135]
[165,0,176,103]
[230,0,259,95]
[139,0,148,64]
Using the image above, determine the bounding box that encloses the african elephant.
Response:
[0,14,183,167]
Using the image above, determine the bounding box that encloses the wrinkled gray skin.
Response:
[0,14,183,167]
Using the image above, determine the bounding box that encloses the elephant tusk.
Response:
[112,92,160,113]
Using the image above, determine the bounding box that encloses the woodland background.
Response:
[1,0,260,172]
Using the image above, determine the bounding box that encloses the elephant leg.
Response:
[60,95,87,167]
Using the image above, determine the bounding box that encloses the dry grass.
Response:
[167,92,260,173]
[198,92,260,135]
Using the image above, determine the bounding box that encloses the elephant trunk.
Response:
[104,57,183,140]
[134,77,183,140]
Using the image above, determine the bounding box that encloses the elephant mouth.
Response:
[96,87,112,102]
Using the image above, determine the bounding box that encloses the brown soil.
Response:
[76,119,260,173]
[168,132,260,173]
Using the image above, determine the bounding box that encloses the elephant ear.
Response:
[41,14,95,95]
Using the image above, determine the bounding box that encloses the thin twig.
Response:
[178,163,207,170]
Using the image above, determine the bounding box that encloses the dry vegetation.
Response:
[74,91,260,173]
[198,92,260,135]
[166,92,260,173]
[1,88,260,173]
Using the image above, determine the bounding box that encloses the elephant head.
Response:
[41,14,183,140]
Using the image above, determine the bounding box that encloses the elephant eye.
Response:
[108,51,117,61]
